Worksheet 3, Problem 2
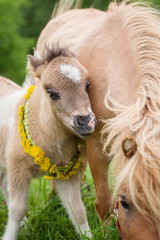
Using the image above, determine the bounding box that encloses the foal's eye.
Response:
[46,88,60,100]
[85,81,90,92]
[120,200,129,210]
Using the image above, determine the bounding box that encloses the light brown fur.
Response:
[36,1,160,239]
[0,46,96,239]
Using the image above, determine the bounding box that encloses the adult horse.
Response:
[0,46,96,239]
[36,1,160,239]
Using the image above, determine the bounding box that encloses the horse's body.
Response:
[36,1,160,239]
[0,77,23,173]
[0,47,96,239]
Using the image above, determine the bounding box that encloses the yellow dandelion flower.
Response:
[37,151,45,159]
[44,176,54,180]
[25,86,35,99]
[34,157,42,165]
[69,170,77,177]
[49,165,57,174]
[40,157,51,172]
[73,161,81,169]
[31,145,43,158]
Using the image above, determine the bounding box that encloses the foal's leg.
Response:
[55,173,92,238]
[0,173,9,205]
[86,135,113,220]
[2,168,31,240]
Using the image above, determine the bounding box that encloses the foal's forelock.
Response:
[102,1,160,233]
[27,45,75,77]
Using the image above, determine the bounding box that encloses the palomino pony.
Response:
[36,1,160,239]
[0,46,96,240]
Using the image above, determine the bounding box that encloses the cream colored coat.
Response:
[0,47,96,239]
[36,1,160,239]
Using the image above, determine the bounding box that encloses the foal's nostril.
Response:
[75,115,92,128]
[76,116,87,127]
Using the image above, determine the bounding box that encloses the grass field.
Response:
[0,166,120,240]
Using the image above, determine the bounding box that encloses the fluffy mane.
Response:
[102,1,160,234]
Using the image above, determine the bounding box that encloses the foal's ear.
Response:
[122,138,137,158]
[27,51,45,77]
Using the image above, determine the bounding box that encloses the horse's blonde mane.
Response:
[103,1,160,234]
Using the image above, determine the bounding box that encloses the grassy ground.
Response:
[0,166,120,240]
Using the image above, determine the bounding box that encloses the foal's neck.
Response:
[27,86,77,165]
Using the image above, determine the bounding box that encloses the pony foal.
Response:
[0,46,96,240]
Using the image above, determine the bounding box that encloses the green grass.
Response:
[0,166,120,240]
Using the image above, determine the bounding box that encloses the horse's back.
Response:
[0,76,21,99]
[0,77,22,170]
[0,76,24,127]
[37,8,105,52]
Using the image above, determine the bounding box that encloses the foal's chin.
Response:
[73,126,95,138]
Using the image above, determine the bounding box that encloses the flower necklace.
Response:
[18,86,82,180]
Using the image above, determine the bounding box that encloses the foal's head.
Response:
[28,46,96,137]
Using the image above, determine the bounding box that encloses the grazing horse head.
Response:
[116,192,160,240]
[27,45,96,137]
[102,2,160,239]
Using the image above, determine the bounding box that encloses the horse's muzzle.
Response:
[73,113,96,136]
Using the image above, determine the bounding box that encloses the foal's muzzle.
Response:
[73,113,96,136]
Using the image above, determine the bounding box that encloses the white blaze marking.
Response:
[59,64,81,82]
